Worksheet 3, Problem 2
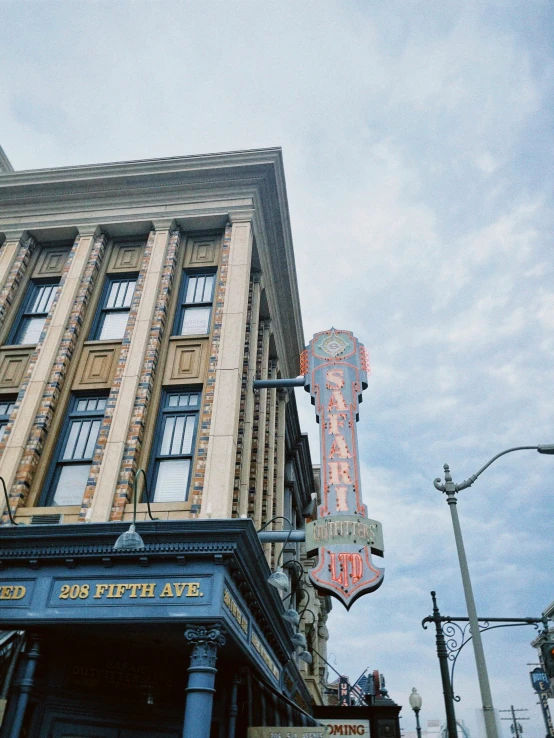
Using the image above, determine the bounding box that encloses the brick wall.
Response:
[79,230,156,520]
[109,229,181,521]
[190,223,232,517]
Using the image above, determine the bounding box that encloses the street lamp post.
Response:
[434,444,554,738]
[409,688,423,738]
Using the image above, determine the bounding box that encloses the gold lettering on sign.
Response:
[223,588,248,633]
[251,632,280,679]
[0,585,26,600]
[61,582,203,601]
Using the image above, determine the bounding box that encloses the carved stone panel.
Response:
[0,347,33,392]
[184,237,219,268]
[107,243,145,273]
[32,248,70,278]
[73,342,121,389]
[163,337,208,385]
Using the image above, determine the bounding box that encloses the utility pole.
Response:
[500,706,529,738]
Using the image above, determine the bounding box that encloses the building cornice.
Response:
[0,518,297,665]
[0,147,304,376]
[0,145,13,174]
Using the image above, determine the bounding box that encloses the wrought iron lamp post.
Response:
[409,688,423,738]
[434,444,554,738]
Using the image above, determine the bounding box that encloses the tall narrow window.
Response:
[91,275,137,341]
[9,280,58,345]
[150,390,200,502]
[174,272,215,336]
[0,398,16,443]
[44,395,107,506]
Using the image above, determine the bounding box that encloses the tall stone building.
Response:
[0,147,331,737]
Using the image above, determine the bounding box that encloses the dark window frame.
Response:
[0,396,16,444]
[172,269,217,337]
[147,389,201,504]
[41,393,108,507]
[7,278,60,346]
[89,273,138,341]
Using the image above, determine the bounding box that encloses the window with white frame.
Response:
[9,280,58,345]
[44,395,107,506]
[90,275,137,341]
[173,272,216,336]
[149,390,200,503]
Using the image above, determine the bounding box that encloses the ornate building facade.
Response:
[0,147,331,737]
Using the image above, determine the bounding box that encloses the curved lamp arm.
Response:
[282,586,311,606]
[134,468,158,521]
[257,516,294,568]
[434,444,554,493]
[0,476,18,525]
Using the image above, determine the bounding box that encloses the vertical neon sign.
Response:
[303,329,384,609]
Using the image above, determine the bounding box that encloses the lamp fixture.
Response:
[114,468,156,551]
[114,523,145,551]
[291,632,307,650]
[298,650,313,664]
[257,516,295,593]
[409,687,422,712]
[267,568,290,593]
[280,586,310,627]
[282,608,300,626]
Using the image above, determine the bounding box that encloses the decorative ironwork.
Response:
[424,610,547,703]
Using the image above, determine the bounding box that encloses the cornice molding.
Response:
[0,147,304,379]
[0,146,14,174]
[0,519,298,663]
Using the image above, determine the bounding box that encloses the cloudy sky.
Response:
[1,1,553,735]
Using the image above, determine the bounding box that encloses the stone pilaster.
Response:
[199,212,253,519]
[191,224,233,516]
[237,273,261,518]
[0,229,99,512]
[9,230,107,510]
[274,388,288,561]
[253,320,271,531]
[0,232,35,334]
[109,229,181,521]
[84,222,175,523]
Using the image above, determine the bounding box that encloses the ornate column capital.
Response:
[185,626,226,668]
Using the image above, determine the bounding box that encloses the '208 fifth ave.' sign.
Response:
[302,329,384,609]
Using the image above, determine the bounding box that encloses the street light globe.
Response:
[409,687,422,711]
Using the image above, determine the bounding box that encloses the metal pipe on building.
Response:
[10,635,40,738]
